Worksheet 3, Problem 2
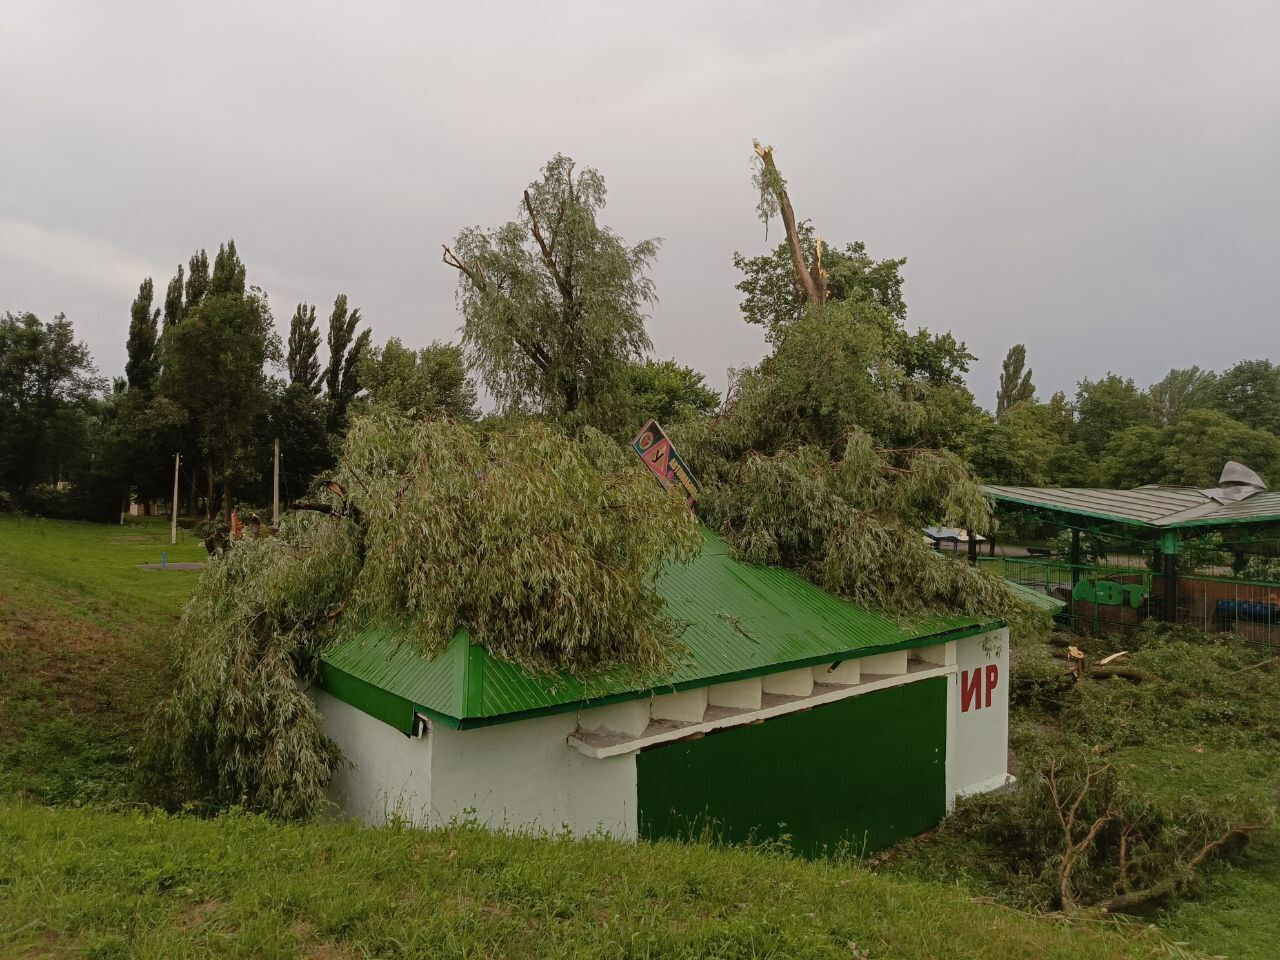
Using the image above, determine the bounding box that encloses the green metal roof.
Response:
[1003,580,1068,613]
[984,484,1280,530]
[319,528,988,732]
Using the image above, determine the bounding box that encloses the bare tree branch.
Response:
[441,244,486,290]
[524,189,575,307]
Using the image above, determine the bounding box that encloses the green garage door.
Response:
[637,677,946,856]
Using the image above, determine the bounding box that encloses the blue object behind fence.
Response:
[1215,599,1278,624]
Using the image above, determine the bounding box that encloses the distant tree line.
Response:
[3,149,1277,528]
[987,347,1280,489]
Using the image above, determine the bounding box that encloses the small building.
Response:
[923,525,988,554]
[314,529,1010,855]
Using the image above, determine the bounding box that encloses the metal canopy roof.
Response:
[984,483,1280,529]
[319,528,988,732]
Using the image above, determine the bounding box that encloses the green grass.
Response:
[0,801,1171,960]
[0,514,205,628]
[1118,743,1280,958]
[0,517,1263,958]
[0,515,205,802]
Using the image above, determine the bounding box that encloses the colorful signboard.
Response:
[631,419,699,505]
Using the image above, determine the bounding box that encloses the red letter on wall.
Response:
[960,668,982,712]
[984,664,999,709]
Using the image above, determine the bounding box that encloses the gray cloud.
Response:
[2,0,1277,408]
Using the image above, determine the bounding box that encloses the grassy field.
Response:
[0,801,1174,960]
[0,515,1270,958]
[0,515,205,803]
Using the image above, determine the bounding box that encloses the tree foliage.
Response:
[286,303,323,394]
[143,413,700,818]
[950,739,1255,913]
[995,344,1034,418]
[617,359,720,433]
[270,383,335,499]
[1099,409,1280,489]
[733,223,907,339]
[1211,359,1280,436]
[750,141,828,307]
[159,241,278,512]
[0,311,101,496]
[1074,375,1155,457]
[162,265,185,327]
[355,338,478,421]
[664,142,1047,632]
[443,154,658,424]
[1149,366,1215,426]
[141,513,359,819]
[125,277,160,393]
[323,295,369,409]
[690,433,1043,633]
[184,249,210,313]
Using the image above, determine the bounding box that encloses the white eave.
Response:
[567,660,954,759]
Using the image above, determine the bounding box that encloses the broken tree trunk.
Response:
[753,140,828,307]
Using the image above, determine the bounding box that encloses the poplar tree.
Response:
[323,294,370,427]
[996,344,1035,418]
[162,266,185,326]
[125,277,160,393]
[184,249,210,313]
[160,240,275,516]
[286,303,323,394]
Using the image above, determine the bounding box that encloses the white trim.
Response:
[954,772,1016,798]
[567,663,955,759]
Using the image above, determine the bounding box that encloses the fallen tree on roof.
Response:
[140,413,700,819]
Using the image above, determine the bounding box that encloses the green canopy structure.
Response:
[983,462,1280,622]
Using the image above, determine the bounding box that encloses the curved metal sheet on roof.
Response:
[319,528,990,729]
[983,483,1280,529]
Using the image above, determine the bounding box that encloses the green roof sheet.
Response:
[1003,580,1067,613]
[319,529,987,731]
[984,484,1280,530]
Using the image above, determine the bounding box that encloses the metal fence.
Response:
[996,557,1280,649]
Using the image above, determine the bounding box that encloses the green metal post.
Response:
[1159,531,1180,623]
[1070,529,1081,586]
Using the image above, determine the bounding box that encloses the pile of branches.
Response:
[950,741,1260,913]
[141,413,699,819]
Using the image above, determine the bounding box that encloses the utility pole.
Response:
[272,437,281,528]
[170,453,181,546]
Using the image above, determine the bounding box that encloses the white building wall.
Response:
[429,711,638,840]
[318,627,1013,837]
[313,689,434,824]
[948,627,1012,802]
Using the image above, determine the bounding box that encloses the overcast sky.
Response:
[2,1,1277,410]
